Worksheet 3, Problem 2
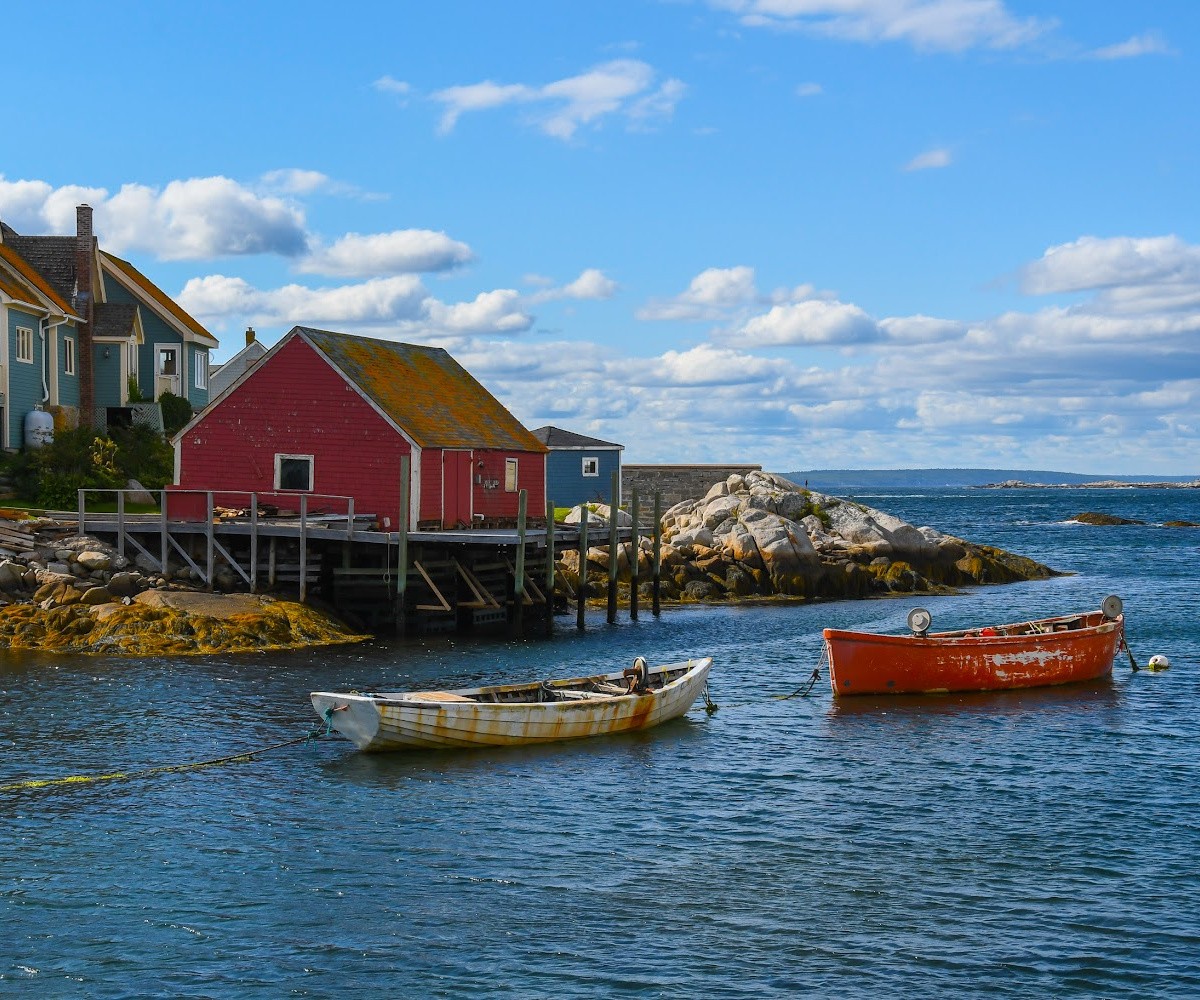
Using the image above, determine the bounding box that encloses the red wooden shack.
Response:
[172,326,547,529]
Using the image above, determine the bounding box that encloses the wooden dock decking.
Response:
[70,477,661,636]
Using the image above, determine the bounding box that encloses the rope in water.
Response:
[0,712,334,795]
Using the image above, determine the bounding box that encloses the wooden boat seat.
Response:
[405,691,478,702]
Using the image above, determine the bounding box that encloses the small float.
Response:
[311,656,713,752]
[824,597,1126,697]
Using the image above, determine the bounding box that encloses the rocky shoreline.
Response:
[0,514,364,655]
[557,471,1058,604]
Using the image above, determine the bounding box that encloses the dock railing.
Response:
[75,488,359,598]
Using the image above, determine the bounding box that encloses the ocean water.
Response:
[2,487,1198,997]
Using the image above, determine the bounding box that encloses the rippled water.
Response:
[3,488,1198,996]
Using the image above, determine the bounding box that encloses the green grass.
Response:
[0,497,160,516]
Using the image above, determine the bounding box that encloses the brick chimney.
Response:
[246,326,256,347]
[76,205,96,426]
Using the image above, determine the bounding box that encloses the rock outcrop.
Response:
[557,471,1057,604]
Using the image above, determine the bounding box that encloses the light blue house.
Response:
[531,426,624,509]
[0,204,217,447]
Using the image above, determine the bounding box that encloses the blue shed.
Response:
[531,426,623,509]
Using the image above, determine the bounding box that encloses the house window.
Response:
[16,327,34,364]
[504,458,518,492]
[194,352,207,389]
[275,454,314,491]
[64,337,76,376]
[582,456,599,477]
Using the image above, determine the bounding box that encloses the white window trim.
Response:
[582,456,599,477]
[274,453,315,492]
[504,457,518,493]
[15,327,34,365]
[194,351,207,389]
[64,336,76,376]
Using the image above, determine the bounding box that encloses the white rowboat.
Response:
[311,657,713,752]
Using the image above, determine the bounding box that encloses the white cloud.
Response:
[736,298,879,346]
[796,82,823,97]
[904,147,952,171]
[1022,235,1200,295]
[179,273,531,338]
[712,0,1051,52]
[638,266,758,320]
[430,59,684,139]
[529,269,618,303]
[1087,31,1171,60]
[300,230,474,277]
[373,75,412,99]
[260,169,330,195]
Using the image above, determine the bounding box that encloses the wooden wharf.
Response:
[71,475,663,638]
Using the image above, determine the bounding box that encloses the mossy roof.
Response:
[297,326,546,453]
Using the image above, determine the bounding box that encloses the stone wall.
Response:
[620,464,764,509]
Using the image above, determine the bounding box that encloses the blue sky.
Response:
[5,1,1198,474]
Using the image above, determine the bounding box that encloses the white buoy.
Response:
[1147,654,1171,671]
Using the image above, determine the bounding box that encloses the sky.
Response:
[4,1,1198,475]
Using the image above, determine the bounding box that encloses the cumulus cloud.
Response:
[430,59,684,139]
[179,273,532,338]
[300,230,474,277]
[528,269,618,304]
[1021,235,1200,295]
[711,0,1051,52]
[904,147,952,171]
[736,298,880,346]
[638,266,758,320]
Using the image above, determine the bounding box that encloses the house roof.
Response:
[298,326,547,452]
[101,252,219,348]
[93,303,140,339]
[209,339,268,398]
[531,425,623,450]
[0,242,77,316]
[1,234,78,305]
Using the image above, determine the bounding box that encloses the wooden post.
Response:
[77,490,85,538]
[511,489,528,637]
[545,499,555,637]
[396,455,410,632]
[652,491,662,617]
[630,488,639,621]
[116,490,126,560]
[160,490,169,578]
[249,492,259,594]
[205,492,215,591]
[299,494,309,603]
[576,504,588,629]
[607,471,619,624]
[269,537,277,587]
[346,497,355,541]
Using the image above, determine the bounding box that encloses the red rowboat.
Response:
[824,597,1126,697]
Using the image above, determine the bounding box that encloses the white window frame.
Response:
[582,456,599,477]
[275,453,315,492]
[504,457,518,492]
[64,337,76,376]
[15,327,34,364]
[194,351,207,389]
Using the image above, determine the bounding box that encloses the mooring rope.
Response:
[0,721,329,795]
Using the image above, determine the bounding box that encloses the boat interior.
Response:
[932,610,1107,640]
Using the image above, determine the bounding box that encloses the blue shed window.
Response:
[582,456,599,477]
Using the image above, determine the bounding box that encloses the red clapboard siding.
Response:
[176,336,414,522]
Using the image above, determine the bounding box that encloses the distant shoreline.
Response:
[979,480,1200,490]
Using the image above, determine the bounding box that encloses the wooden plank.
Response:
[412,560,452,612]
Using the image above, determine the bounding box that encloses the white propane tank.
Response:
[23,407,55,449]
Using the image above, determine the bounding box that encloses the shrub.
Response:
[158,392,194,436]
[28,428,122,509]
[110,424,174,491]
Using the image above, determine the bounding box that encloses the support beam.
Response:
[653,491,662,617]
[205,492,215,591]
[249,493,259,594]
[577,504,588,630]
[160,490,169,581]
[607,471,619,624]
[299,494,308,603]
[630,488,639,621]
[397,455,410,632]
[511,489,527,636]
[545,499,556,637]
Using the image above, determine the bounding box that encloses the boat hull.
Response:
[825,612,1121,697]
[312,658,713,752]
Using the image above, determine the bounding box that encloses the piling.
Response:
[511,490,527,637]
[573,504,588,629]
[607,471,619,624]
[545,500,556,637]
[652,491,662,616]
[630,489,640,621]
[396,455,410,632]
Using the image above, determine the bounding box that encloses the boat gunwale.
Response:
[823,613,1121,649]
[311,657,712,710]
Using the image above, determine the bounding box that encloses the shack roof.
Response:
[298,327,546,453]
[530,425,623,450]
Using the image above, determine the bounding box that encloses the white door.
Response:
[155,345,181,398]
